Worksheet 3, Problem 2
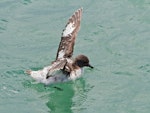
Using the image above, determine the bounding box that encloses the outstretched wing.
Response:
[56,8,82,60]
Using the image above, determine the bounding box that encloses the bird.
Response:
[26,8,93,85]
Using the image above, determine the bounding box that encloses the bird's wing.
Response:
[47,59,67,76]
[55,8,82,60]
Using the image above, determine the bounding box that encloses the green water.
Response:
[0,0,150,113]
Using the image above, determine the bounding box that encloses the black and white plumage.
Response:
[26,8,93,85]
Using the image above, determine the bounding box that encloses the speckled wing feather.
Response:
[56,8,82,60]
[47,59,67,77]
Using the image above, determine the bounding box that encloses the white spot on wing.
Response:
[63,22,75,37]
[58,50,65,59]
[66,58,73,63]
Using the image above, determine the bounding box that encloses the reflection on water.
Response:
[46,83,74,113]
[46,79,91,113]
[25,78,92,113]
[21,60,95,113]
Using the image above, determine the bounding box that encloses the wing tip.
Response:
[62,8,83,37]
[79,7,83,12]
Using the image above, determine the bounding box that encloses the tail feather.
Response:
[25,70,32,75]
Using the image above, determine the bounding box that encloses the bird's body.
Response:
[28,67,81,85]
[26,8,93,85]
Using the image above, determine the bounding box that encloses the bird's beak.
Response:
[88,64,94,68]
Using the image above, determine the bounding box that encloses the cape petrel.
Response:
[26,8,93,85]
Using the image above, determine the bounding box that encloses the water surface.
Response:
[0,0,150,113]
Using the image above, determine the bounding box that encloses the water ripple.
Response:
[138,64,150,73]
[0,18,8,33]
